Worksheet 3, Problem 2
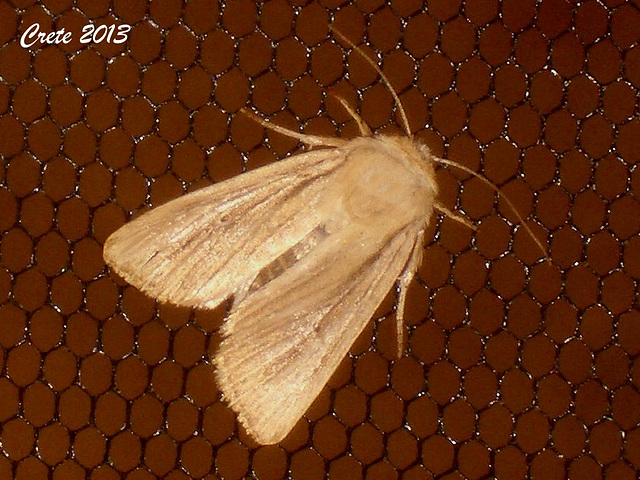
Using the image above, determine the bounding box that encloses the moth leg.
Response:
[396,230,424,358]
[240,108,347,149]
[330,94,372,137]
[435,203,477,231]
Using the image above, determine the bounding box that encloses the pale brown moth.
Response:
[103,32,547,445]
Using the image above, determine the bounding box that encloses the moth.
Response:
[103,35,546,445]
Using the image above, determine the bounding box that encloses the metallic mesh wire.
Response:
[0,0,639,478]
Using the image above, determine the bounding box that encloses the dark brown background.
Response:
[1,0,640,478]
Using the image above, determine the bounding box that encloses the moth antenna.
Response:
[240,108,347,148]
[433,156,550,262]
[329,93,372,136]
[331,27,413,138]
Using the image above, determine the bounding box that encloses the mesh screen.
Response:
[1,0,640,479]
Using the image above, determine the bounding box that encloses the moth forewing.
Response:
[215,228,420,444]
[213,136,437,444]
[103,146,347,310]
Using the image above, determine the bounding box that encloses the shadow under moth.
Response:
[103,33,547,445]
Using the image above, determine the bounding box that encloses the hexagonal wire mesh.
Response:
[0,0,639,478]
